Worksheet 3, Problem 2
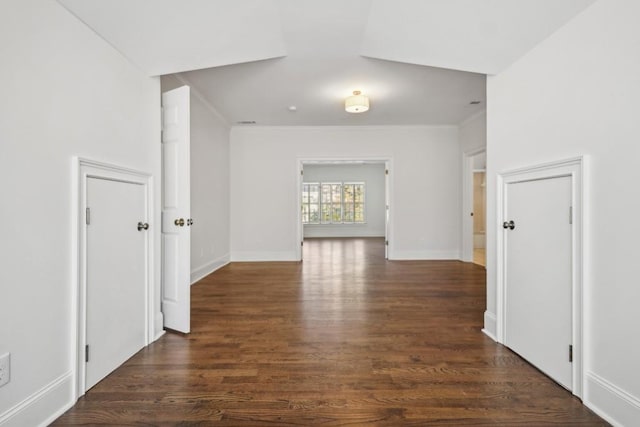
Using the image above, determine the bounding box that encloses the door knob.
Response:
[174,218,185,227]
[503,220,515,230]
[137,222,149,231]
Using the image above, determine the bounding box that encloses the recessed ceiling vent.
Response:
[236,120,257,124]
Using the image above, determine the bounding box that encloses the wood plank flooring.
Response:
[54,237,607,426]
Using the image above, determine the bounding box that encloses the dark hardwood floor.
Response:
[54,237,607,425]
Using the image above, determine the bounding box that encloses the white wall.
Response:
[303,163,385,238]
[0,0,161,425]
[161,76,231,283]
[460,111,487,154]
[486,0,640,424]
[230,126,460,261]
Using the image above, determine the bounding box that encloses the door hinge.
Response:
[569,344,573,363]
[300,170,304,176]
[301,241,304,246]
[160,107,164,132]
[85,345,89,363]
[385,240,389,246]
[86,207,91,225]
[569,206,573,224]
[385,169,389,175]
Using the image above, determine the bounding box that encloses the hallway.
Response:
[54,238,605,425]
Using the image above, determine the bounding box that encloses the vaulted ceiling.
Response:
[58,0,596,126]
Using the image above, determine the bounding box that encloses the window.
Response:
[302,182,365,224]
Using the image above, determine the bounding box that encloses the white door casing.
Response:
[75,158,154,398]
[161,86,191,333]
[497,157,584,397]
[85,177,147,390]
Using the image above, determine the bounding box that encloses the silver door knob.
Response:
[174,218,185,227]
[137,222,149,231]
[503,220,515,230]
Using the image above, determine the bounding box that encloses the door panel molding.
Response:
[73,157,154,400]
[161,86,191,333]
[496,156,585,398]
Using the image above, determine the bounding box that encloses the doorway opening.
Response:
[462,148,486,265]
[472,168,486,266]
[296,158,392,261]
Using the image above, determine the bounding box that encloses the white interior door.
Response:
[384,162,390,259]
[162,85,191,333]
[504,175,573,389]
[85,177,147,390]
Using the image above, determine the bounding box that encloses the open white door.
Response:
[384,162,390,259]
[161,86,191,333]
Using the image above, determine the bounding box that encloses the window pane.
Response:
[331,185,341,203]
[343,185,354,202]
[355,203,364,222]
[322,184,331,204]
[321,203,331,223]
[332,205,341,222]
[309,184,319,203]
[309,204,319,223]
[343,203,354,222]
[355,184,364,202]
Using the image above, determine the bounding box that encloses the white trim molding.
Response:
[230,251,299,262]
[390,250,460,260]
[0,372,73,427]
[190,254,230,284]
[496,156,585,398]
[586,372,640,427]
[482,310,497,341]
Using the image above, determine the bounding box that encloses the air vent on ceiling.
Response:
[237,120,257,125]
[469,101,482,105]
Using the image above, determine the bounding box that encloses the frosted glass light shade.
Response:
[345,91,369,113]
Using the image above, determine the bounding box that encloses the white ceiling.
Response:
[58,0,596,126]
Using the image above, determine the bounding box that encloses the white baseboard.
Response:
[389,250,460,260]
[154,312,165,340]
[190,253,230,284]
[230,251,298,262]
[585,371,640,427]
[482,310,498,341]
[0,371,74,427]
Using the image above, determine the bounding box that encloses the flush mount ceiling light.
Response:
[345,90,369,113]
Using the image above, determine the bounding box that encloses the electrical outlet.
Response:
[0,352,10,387]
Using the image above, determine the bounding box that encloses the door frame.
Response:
[496,156,585,398]
[72,157,155,400]
[461,147,486,262]
[295,156,393,261]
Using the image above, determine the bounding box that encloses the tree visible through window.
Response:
[302,182,365,224]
